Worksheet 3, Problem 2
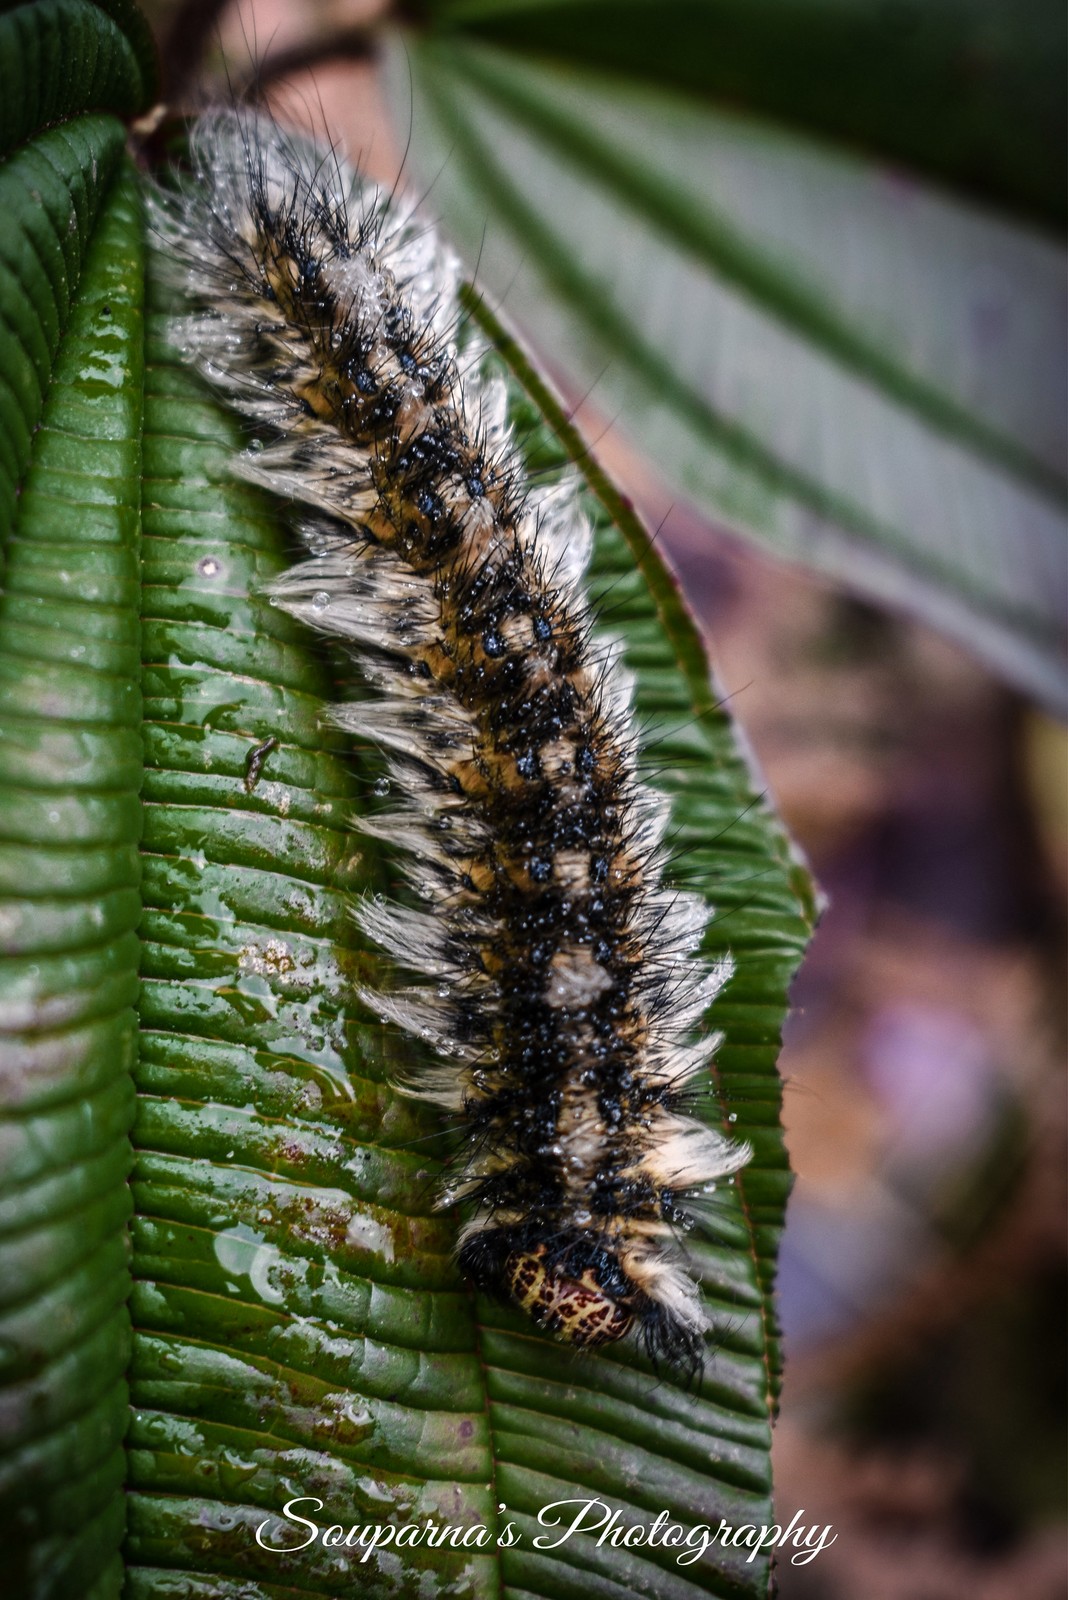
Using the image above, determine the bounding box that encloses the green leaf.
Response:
[0,0,158,160]
[385,35,1068,712]
[419,0,1067,230]
[126,268,498,1597]
[0,155,144,1600]
[0,116,130,578]
[0,7,816,1591]
[118,250,814,1597]
[0,7,154,1594]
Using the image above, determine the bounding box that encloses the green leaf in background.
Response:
[384,34,1067,714]
[420,0,1067,230]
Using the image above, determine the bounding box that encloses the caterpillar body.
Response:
[150,111,751,1372]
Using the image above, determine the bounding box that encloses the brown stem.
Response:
[240,25,383,100]
[159,0,235,104]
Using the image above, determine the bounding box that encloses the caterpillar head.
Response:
[459,1227,641,1348]
[505,1243,634,1347]
[458,1223,708,1375]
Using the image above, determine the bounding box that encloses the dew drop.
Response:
[311,590,330,611]
[197,555,221,578]
[372,777,390,796]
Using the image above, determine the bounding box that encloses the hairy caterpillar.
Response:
[149,110,750,1372]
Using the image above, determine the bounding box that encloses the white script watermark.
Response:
[256,1496,836,1568]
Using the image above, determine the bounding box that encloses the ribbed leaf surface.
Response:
[0,116,129,576]
[0,6,816,1594]
[0,5,153,1595]
[0,157,144,1600]
[0,0,156,160]
[120,263,814,1596]
[124,284,498,1597]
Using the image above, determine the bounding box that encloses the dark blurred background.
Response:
[655,497,1066,1600]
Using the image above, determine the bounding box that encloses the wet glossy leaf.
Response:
[1,6,818,1595]
[0,153,145,1600]
[0,5,155,1594]
[118,253,815,1595]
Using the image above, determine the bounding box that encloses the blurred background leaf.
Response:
[380,20,1066,714]
[417,0,1066,228]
